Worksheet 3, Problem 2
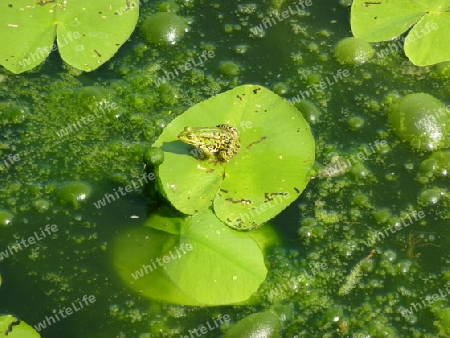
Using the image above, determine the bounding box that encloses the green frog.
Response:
[177,124,240,162]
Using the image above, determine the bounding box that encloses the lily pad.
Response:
[0,315,41,338]
[350,0,450,66]
[113,210,270,305]
[152,85,315,230]
[404,14,450,66]
[0,0,138,73]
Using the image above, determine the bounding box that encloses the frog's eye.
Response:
[186,133,194,139]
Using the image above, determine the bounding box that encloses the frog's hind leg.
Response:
[219,143,240,162]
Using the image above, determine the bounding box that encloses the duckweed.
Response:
[420,151,450,179]
[373,209,391,223]
[434,61,450,79]
[219,61,240,77]
[294,100,322,124]
[272,82,288,95]
[388,93,449,152]
[418,187,447,206]
[58,181,92,208]
[141,12,187,45]
[334,37,374,65]
[433,308,450,336]
[0,210,13,227]
[33,199,50,212]
[223,311,281,338]
[348,116,365,129]
[269,304,292,324]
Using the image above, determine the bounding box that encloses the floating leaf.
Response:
[152,85,315,230]
[113,210,270,305]
[404,14,450,66]
[350,0,450,66]
[0,0,138,73]
[0,315,41,338]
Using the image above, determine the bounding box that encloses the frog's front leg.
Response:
[197,144,215,159]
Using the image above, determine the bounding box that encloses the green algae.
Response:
[387,93,449,152]
[141,12,187,46]
[223,311,281,338]
[0,210,13,227]
[419,150,450,183]
[58,181,92,209]
[219,61,241,77]
[433,307,450,336]
[334,37,374,65]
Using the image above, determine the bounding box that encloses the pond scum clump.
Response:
[338,250,376,296]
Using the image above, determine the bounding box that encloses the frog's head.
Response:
[177,127,201,146]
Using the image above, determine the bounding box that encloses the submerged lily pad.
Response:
[152,85,315,230]
[0,0,138,73]
[113,209,270,305]
[350,0,450,66]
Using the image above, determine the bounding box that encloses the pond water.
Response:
[1,0,450,337]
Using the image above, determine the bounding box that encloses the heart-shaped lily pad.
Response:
[350,0,450,66]
[113,210,270,305]
[151,85,315,230]
[0,0,138,73]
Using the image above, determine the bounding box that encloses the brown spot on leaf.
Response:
[225,198,252,205]
[264,192,289,202]
[363,1,381,6]
[247,136,267,149]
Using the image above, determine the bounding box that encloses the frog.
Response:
[177,124,240,162]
